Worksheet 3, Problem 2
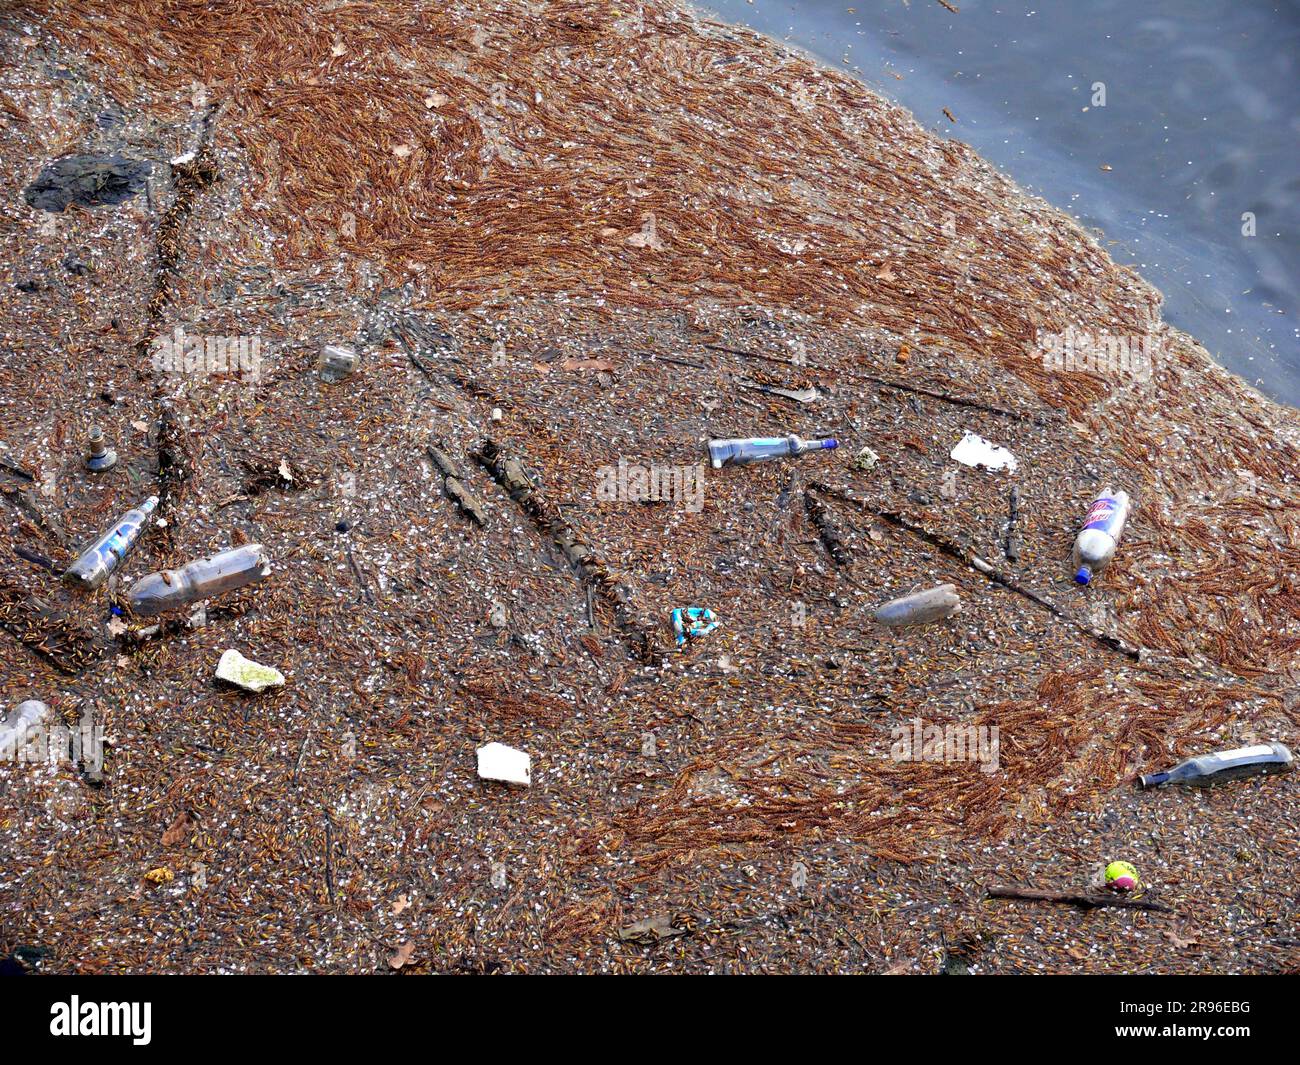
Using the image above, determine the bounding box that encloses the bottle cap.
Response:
[822,438,838,450]
[1074,566,1091,585]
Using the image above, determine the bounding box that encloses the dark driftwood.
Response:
[986,884,1176,914]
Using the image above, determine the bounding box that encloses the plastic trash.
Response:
[477,742,531,786]
[1139,741,1293,788]
[874,583,961,627]
[126,544,271,616]
[0,700,50,760]
[1072,487,1130,585]
[318,343,357,382]
[707,434,837,468]
[63,495,158,591]
[671,606,718,646]
[852,445,879,471]
[83,426,117,472]
[215,649,284,692]
[950,430,1018,473]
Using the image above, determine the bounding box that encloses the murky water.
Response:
[703,0,1299,406]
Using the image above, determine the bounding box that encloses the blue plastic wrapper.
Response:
[671,606,718,647]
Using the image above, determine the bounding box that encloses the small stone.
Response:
[476,742,530,786]
[215,649,285,693]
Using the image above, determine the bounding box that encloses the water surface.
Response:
[703,0,1300,406]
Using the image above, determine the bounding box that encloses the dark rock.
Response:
[24,154,152,212]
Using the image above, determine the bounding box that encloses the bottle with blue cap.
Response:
[1071,487,1130,585]
[706,434,837,468]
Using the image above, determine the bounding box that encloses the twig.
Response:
[345,544,375,605]
[704,342,1030,420]
[0,460,34,482]
[14,545,58,573]
[987,884,1175,914]
[636,351,707,370]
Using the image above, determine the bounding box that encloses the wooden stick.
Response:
[987,884,1176,914]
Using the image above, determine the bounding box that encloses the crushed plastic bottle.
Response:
[126,544,271,616]
[874,583,961,627]
[1072,487,1130,585]
[706,434,837,469]
[62,495,158,591]
[1139,741,1293,788]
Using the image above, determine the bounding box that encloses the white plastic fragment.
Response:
[0,700,51,760]
[477,742,531,787]
[852,445,880,471]
[951,430,1018,473]
[215,649,285,693]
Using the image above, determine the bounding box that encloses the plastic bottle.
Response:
[1072,487,1130,585]
[874,583,961,627]
[1139,741,1293,788]
[126,543,271,616]
[62,495,158,591]
[707,434,837,469]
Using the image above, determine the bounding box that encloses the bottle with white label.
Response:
[1071,487,1130,585]
[1139,741,1293,788]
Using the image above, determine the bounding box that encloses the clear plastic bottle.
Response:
[1139,741,1293,788]
[126,544,271,616]
[874,584,961,627]
[1071,487,1130,585]
[707,434,837,468]
[63,495,158,591]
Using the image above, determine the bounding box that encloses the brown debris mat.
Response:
[0,1,1297,973]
